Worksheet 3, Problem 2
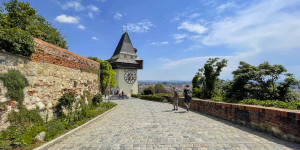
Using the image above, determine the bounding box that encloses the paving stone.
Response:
[47,99,300,150]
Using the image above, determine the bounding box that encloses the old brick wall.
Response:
[0,39,100,131]
[165,97,300,143]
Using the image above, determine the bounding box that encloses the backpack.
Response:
[185,89,192,100]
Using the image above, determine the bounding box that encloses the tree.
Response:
[154,83,166,93]
[256,62,287,99]
[203,58,227,98]
[225,61,298,101]
[277,73,299,101]
[0,0,68,56]
[225,61,257,100]
[142,86,154,95]
[192,58,227,99]
[100,61,116,94]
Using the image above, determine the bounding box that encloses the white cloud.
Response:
[55,15,79,24]
[173,34,188,40]
[124,20,154,33]
[77,25,85,30]
[172,0,300,79]
[62,2,99,19]
[87,5,99,12]
[189,13,201,18]
[178,22,207,34]
[152,41,168,45]
[161,56,231,70]
[183,45,202,52]
[216,2,237,13]
[114,12,123,20]
[173,33,188,43]
[88,12,94,18]
[202,0,300,50]
[157,58,171,62]
[92,36,99,40]
[62,1,85,11]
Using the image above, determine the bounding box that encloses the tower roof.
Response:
[112,32,136,56]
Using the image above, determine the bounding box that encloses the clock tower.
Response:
[107,32,143,96]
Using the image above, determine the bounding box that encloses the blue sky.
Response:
[21,0,300,81]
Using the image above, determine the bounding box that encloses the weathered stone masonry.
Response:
[0,39,100,131]
[164,97,300,143]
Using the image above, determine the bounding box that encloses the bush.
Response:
[140,95,167,102]
[142,87,154,95]
[131,94,140,98]
[59,92,76,110]
[92,93,102,106]
[0,70,29,105]
[192,88,201,98]
[154,93,173,97]
[239,99,300,110]
[211,96,223,102]
[8,108,43,126]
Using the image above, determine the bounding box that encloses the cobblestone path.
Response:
[48,99,300,150]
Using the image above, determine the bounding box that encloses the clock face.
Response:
[124,70,136,84]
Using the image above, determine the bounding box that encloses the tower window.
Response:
[124,55,127,58]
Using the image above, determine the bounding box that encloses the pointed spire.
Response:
[112,32,136,57]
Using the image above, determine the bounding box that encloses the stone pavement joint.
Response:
[47,99,300,150]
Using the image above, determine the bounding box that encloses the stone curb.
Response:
[34,104,119,150]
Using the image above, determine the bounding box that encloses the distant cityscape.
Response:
[139,80,300,96]
[138,80,192,93]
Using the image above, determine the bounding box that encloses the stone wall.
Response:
[165,97,300,143]
[0,39,100,131]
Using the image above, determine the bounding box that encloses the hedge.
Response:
[131,94,140,98]
[239,99,300,110]
[140,95,167,102]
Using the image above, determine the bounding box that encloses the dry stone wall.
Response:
[0,39,100,131]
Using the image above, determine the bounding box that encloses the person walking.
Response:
[183,85,192,111]
[172,87,179,110]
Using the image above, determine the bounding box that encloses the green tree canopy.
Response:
[0,0,68,56]
[225,61,298,101]
[192,58,228,99]
[154,83,166,93]
[100,61,116,94]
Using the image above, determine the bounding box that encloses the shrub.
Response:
[239,99,300,110]
[58,92,76,115]
[154,93,173,97]
[131,94,140,98]
[8,108,43,126]
[0,70,29,105]
[142,87,154,95]
[92,93,102,106]
[140,95,167,102]
[211,96,223,102]
[192,88,201,98]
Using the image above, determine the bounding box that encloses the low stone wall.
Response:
[0,39,100,131]
[165,97,300,143]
